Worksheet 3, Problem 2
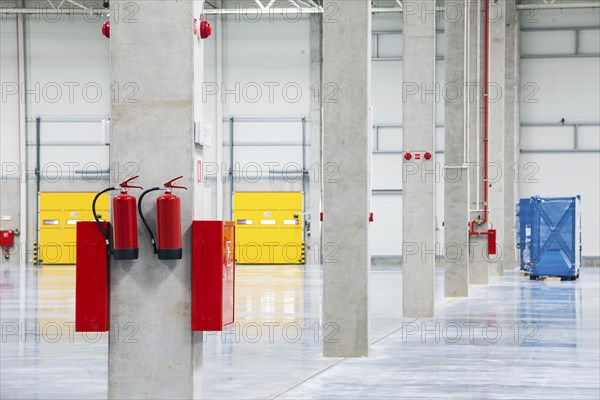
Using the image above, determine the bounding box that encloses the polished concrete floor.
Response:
[1,263,599,399]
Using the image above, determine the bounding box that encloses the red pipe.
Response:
[470,0,490,236]
[16,16,22,171]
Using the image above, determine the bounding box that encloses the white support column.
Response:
[488,0,506,276]
[17,14,28,269]
[468,0,489,285]
[402,0,436,317]
[504,0,520,271]
[109,1,195,398]
[322,0,371,357]
[215,12,224,220]
[308,13,322,264]
[192,1,207,398]
[444,0,469,297]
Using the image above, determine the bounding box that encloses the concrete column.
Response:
[488,0,506,276]
[192,2,207,398]
[503,0,519,271]
[402,0,436,317]
[443,0,469,297]
[308,14,322,264]
[322,0,371,357]
[0,14,26,269]
[109,1,195,399]
[467,0,489,285]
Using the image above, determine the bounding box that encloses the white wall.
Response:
[2,8,599,258]
[24,15,110,181]
[1,14,111,261]
[0,16,22,239]
[0,15,110,184]
[1,17,20,167]
[202,15,312,219]
[368,10,600,258]
[519,10,600,257]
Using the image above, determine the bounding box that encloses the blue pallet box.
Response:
[529,196,582,279]
[516,198,533,271]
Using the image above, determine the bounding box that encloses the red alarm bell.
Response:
[101,20,110,38]
[200,19,212,39]
[194,16,212,39]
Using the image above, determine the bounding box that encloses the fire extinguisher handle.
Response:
[138,187,161,254]
[163,176,188,190]
[119,175,143,190]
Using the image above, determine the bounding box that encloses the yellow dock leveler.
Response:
[233,192,304,264]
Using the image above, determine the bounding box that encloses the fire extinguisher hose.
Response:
[92,187,115,247]
[138,187,161,254]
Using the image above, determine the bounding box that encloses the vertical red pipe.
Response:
[470,0,490,235]
[482,0,490,225]
[16,16,22,174]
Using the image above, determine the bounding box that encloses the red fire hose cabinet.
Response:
[192,221,235,331]
[75,221,110,332]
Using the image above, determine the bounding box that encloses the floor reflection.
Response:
[1,263,598,399]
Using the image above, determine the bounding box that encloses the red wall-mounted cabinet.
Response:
[75,221,110,332]
[487,229,497,255]
[0,230,14,247]
[192,221,235,331]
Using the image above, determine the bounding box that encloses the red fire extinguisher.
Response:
[138,176,187,260]
[92,176,143,260]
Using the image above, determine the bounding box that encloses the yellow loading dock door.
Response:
[233,192,304,264]
[39,192,109,265]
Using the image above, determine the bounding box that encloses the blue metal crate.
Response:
[516,198,532,271]
[530,196,581,279]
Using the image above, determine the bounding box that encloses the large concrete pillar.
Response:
[402,0,436,317]
[503,0,520,271]
[322,0,371,357]
[109,1,196,398]
[308,14,322,264]
[488,0,506,276]
[444,0,469,297]
[468,0,489,285]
